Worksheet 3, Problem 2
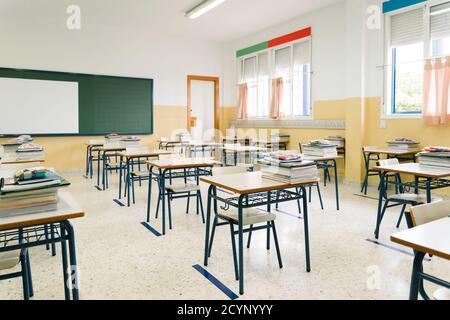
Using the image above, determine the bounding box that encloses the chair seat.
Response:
[0,251,20,270]
[388,193,443,204]
[218,208,276,226]
[166,183,201,193]
[434,288,450,300]
[130,171,149,178]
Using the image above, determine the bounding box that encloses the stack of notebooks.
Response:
[387,139,420,151]
[417,147,450,169]
[2,135,33,153]
[0,167,70,216]
[258,152,318,183]
[16,143,44,160]
[105,133,122,142]
[302,140,338,157]
[326,136,345,148]
[121,136,141,147]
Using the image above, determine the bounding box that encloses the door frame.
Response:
[187,75,220,134]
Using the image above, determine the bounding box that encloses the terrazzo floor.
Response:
[0,171,448,300]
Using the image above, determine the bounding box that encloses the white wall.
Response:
[0,0,224,107]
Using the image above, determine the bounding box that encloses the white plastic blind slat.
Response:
[391,7,424,47]
[275,47,291,69]
[293,40,310,65]
[243,57,256,80]
[431,2,450,39]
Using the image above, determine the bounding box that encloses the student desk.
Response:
[184,142,223,158]
[303,155,343,211]
[117,149,172,207]
[84,140,104,179]
[221,146,267,166]
[146,158,217,235]
[391,218,450,300]
[95,145,126,190]
[361,148,420,194]
[253,141,288,151]
[0,157,45,165]
[0,192,84,300]
[372,163,450,239]
[158,140,183,151]
[201,171,314,295]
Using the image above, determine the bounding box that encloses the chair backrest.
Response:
[409,200,449,227]
[212,164,248,176]
[378,158,399,167]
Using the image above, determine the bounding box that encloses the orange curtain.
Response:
[270,78,284,120]
[237,83,248,120]
[423,58,450,126]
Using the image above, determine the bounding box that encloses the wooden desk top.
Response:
[201,171,317,195]
[187,142,223,147]
[302,155,344,162]
[85,140,104,147]
[364,148,420,156]
[391,218,450,260]
[0,192,85,231]
[373,163,450,178]
[147,157,218,169]
[117,149,172,158]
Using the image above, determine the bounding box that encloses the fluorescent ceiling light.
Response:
[186,0,227,19]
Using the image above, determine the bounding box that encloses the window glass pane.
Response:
[275,47,292,116]
[257,52,269,117]
[392,42,423,113]
[293,41,311,116]
[243,57,257,117]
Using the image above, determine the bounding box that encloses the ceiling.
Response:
[0,0,341,43]
[136,0,341,42]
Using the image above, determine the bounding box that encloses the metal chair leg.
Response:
[167,193,173,230]
[266,222,270,250]
[20,250,31,300]
[271,221,283,269]
[186,192,191,214]
[396,204,406,228]
[316,183,324,210]
[208,217,218,257]
[198,191,205,224]
[247,225,253,249]
[229,224,239,281]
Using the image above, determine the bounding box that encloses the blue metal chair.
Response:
[0,249,33,300]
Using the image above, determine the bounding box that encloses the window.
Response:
[238,38,311,119]
[385,1,450,116]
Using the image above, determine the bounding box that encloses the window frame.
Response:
[237,36,313,120]
[383,0,450,119]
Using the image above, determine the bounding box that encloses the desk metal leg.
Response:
[146,167,153,223]
[374,172,386,239]
[238,195,245,295]
[126,159,131,207]
[301,186,311,272]
[203,185,214,266]
[97,150,101,187]
[426,178,432,203]
[118,156,123,199]
[85,146,90,177]
[60,222,71,300]
[102,152,107,191]
[409,251,426,300]
[65,221,79,300]
[333,160,340,211]
[161,169,167,235]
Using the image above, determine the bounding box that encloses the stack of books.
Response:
[326,136,345,148]
[387,139,420,151]
[417,147,450,169]
[302,140,338,157]
[0,167,70,216]
[258,152,318,183]
[105,133,122,142]
[2,135,33,153]
[121,136,141,147]
[16,143,44,159]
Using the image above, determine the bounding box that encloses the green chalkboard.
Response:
[0,67,153,136]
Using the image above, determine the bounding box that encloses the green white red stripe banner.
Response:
[236,27,312,57]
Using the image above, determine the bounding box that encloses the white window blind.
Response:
[293,40,310,65]
[275,47,291,70]
[391,7,424,47]
[243,56,256,81]
[431,2,450,40]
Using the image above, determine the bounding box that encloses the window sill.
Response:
[381,114,422,120]
[230,119,346,129]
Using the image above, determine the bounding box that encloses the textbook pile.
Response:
[0,167,70,216]
[417,147,450,169]
[16,143,44,160]
[121,136,141,147]
[302,140,338,157]
[387,138,420,151]
[258,152,318,183]
[2,135,33,153]
[326,136,345,148]
[105,133,122,142]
